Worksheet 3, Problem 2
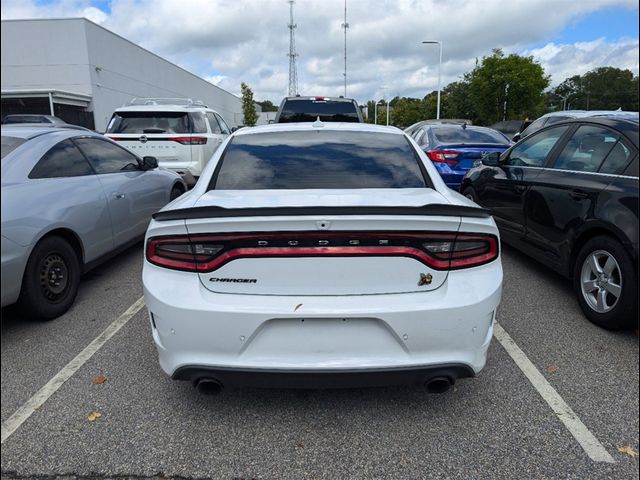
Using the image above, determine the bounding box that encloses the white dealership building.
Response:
[1,18,248,131]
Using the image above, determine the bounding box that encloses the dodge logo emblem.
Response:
[418,273,433,286]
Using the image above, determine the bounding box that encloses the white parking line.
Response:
[1,296,146,444]
[493,322,615,463]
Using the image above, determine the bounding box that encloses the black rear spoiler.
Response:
[153,204,492,222]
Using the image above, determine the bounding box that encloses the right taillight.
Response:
[146,232,499,272]
[422,233,499,270]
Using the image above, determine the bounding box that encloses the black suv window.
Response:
[277,99,361,123]
[29,139,93,178]
[599,140,634,175]
[212,130,427,189]
[507,126,568,167]
[552,125,620,173]
[74,138,141,174]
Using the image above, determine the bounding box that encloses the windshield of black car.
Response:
[432,126,510,144]
[106,112,190,133]
[1,136,27,159]
[278,100,360,123]
[211,130,429,189]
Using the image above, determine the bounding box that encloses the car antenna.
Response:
[312,116,324,127]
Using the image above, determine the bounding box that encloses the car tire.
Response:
[462,187,480,204]
[573,235,637,330]
[169,185,184,201]
[18,236,81,320]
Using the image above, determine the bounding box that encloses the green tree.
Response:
[550,67,639,111]
[389,97,430,127]
[441,80,475,122]
[467,49,549,125]
[241,82,258,126]
[257,100,278,112]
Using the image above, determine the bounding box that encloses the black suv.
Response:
[461,116,638,330]
[274,96,363,123]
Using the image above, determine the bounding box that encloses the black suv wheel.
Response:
[573,235,637,330]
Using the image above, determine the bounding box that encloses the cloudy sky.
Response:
[1,0,638,103]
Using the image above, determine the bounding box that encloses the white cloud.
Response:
[1,0,638,102]
[525,38,640,86]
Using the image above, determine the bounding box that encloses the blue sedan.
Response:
[1,125,186,319]
[408,123,511,190]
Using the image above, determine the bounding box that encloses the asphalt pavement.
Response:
[1,242,638,479]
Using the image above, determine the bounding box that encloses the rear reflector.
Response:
[426,150,459,165]
[146,231,499,273]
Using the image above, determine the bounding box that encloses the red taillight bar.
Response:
[146,232,499,273]
[171,137,208,145]
[426,150,459,165]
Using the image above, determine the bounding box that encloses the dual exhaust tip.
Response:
[194,376,454,395]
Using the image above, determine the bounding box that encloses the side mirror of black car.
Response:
[142,156,158,170]
[481,152,501,166]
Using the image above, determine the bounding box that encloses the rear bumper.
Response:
[143,258,502,383]
[173,364,475,389]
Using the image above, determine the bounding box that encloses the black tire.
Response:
[17,236,81,320]
[573,235,637,330]
[169,185,184,201]
[462,187,480,204]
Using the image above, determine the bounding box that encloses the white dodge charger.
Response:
[142,121,502,394]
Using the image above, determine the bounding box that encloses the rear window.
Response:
[1,136,27,159]
[432,126,509,144]
[278,100,360,123]
[3,115,51,124]
[212,130,428,189]
[106,112,190,134]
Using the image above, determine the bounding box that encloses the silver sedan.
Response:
[1,125,186,319]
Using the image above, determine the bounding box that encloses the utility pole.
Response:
[287,0,299,96]
[341,0,349,97]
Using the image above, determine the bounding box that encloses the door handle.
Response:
[570,190,589,199]
[113,193,126,199]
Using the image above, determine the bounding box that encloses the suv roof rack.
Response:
[127,98,208,108]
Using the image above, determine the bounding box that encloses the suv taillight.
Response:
[146,232,499,273]
[171,137,208,145]
[426,150,459,165]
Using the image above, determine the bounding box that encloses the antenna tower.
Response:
[287,0,299,96]
[341,0,349,97]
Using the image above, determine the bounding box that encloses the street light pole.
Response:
[374,100,383,125]
[422,40,442,119]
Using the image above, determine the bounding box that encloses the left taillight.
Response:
[146,236,222,272]
[426,150,459,165]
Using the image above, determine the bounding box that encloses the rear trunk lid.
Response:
[178,189,480,296]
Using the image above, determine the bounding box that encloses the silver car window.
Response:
[74,138,141,174]
[29,139,94,178]
[206,113,222,134]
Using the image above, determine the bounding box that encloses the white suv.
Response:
[105,98,231,186]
